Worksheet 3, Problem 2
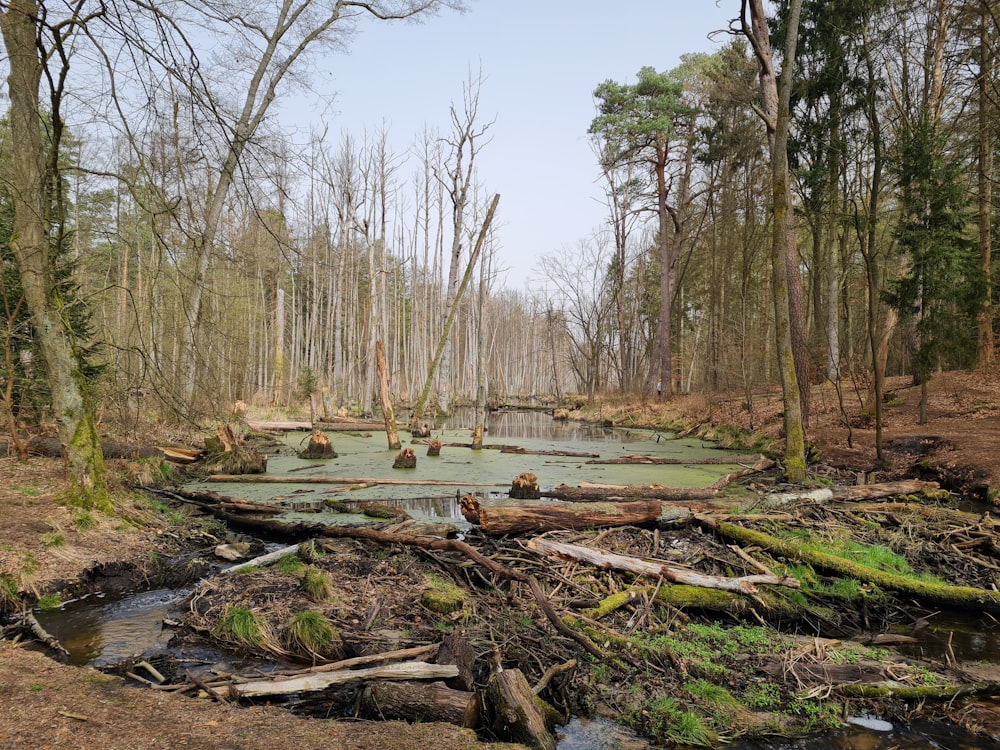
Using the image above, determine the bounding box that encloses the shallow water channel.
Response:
[35,411,1000,748]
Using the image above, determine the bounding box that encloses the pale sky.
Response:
[283,1,736,290]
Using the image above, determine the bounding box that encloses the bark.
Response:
[361,680,478,728]
[462,497,694,536]
[527,538,799,594]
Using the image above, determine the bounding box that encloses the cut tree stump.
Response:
[486,668,557,750]
[510,472,540,499]
[298,429,337,459]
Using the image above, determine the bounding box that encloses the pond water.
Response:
[31,411,1000,748]
[188,410,746,527]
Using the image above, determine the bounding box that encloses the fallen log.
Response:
[542,483,720,502]
[361,680,479,728]
[208,474,495,487]
[586,453,764,465]
[763,479,941,506]
[462,496,698,535]
[526,538,799,594]
[440,442,599,458]
[146,487,285,516]
[486,668,558,750]
[701,517,1000,616]
[247,419,382,432]
[231,661,460,698]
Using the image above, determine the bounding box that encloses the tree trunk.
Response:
[744,0,807,481]
[1,0,109,508]
[486,668,557,750]
[361,681,478,728]
[461,497,692,536]
[376,339,401,450]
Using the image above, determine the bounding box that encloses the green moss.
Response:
[421,575,465,614]
[276,555,306,574]
[37,593,62,610]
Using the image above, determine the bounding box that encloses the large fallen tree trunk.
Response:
[542,484,720,502]
[586,453,765,465]
[231,661,459,698]
[763,479,940,505]
[527,538,799,594]
[360,680,479,728]
[701,517,1000,616]
[462,496,707,535]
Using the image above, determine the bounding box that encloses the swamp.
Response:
[5,400,1000,749]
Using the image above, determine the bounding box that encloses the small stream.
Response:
[31,411,1000,748]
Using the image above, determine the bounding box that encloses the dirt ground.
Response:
[2,368,999,749]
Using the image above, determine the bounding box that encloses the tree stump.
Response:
[298,429,337,459]
[411,422,432,438]
[393,448,417,469]
[427,439,442,457]
[486,668,557,750]
[510,472,540,499]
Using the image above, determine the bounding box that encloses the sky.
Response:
[282,1,737,291]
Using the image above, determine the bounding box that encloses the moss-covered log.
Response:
[705,519,1000,615]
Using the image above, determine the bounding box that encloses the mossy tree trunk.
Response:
[1,0,109,509]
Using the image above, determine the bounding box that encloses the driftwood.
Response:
[486,668,557,750]
[462,496,696,535]
[361,680,479,728]
[587,453,765,465]
[763,479,941,506]
[527,538,800,594]
[208,474,494,487]
[231,661,460,698]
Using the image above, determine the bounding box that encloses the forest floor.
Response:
[1,368,1000,749]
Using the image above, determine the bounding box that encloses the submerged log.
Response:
[462,496,694,535]
[587,453,765,465]
[360,680,479,728]
[486,668,557,750]
[527,538,799,594]
[543,483,720,502]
